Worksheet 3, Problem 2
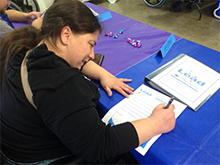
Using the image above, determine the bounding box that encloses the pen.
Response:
[165,97,174,109]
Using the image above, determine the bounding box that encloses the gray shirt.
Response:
[0,17,13,37]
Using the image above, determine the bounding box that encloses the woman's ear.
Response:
[60,26,72,45]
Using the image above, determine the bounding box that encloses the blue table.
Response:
[98,38,220,164]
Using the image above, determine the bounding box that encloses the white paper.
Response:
[102,84,187,156]
[151,55,220,110]
[89,7,99,16]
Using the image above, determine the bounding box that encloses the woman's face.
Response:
[66,30,99,69]
[0,0,10,14]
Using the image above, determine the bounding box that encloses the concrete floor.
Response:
[92,0,220,52]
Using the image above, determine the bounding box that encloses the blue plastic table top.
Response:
[98,38,220,164]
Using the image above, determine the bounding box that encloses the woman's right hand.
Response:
[131,103,176,146]
[149,103,176,135]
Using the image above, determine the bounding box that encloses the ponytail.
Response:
[0,26,43,85]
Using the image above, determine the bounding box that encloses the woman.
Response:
[0,0,176,164]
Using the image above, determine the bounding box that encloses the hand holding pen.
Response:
[149,101,176,135]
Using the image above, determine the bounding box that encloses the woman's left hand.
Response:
[81,60,134,98]
[100,73,134,98]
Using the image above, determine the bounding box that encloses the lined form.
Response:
[102,84,187,155]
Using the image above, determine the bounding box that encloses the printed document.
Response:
[146,54,220,111]
[102,84,187,156]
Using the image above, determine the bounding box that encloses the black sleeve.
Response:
[36,74,139,162]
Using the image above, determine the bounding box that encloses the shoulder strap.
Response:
[20,50,37,109]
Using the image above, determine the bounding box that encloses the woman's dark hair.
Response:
[0,0,101,85]
[0,27,42,85]
[41,0,102,45]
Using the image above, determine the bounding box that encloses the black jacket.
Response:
[0,44,138,163]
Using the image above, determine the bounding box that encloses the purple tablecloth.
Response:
[85,2,181,75]
[13,22,30,29]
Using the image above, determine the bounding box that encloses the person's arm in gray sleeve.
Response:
[0,18,13,37]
